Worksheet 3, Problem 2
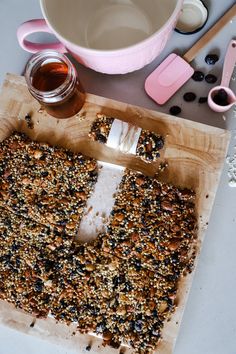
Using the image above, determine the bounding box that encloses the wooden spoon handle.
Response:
[183,3,236,63]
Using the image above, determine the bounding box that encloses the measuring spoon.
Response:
[208,39,236,113]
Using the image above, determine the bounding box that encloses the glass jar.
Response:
[25,50,85,118]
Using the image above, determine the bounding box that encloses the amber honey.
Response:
[25,51,85,119]
[32,62,69,92]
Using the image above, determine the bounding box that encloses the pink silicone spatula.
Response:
[145,3,236,105]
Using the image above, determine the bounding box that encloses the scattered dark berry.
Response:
[169,105,181,116]
[205,74,217,84]
[183,92,196,102]
[192,71,204,81]
[29,321,35,328]
[212,89,229,106]
[86,344,91,351]
[198,97,208,104]
[205,54,219,65]
[24,113,31,122]
[24,113,34,129]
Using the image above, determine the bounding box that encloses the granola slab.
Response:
[0,207,73,317]
[0,132,98,235]
[99,170,197,276]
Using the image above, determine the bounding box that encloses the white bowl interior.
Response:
[41,0,178,50]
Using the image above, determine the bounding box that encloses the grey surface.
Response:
[0,1,236,354]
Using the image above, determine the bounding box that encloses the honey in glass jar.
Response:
[25,50,85,118]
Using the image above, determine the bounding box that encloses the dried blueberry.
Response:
[24,113,31,122]
[169,105,181,116]
[41,171,48,177]
[44,260,55,272]
[125,281,133,292]
[134,258,141,271]
[96,321,106,333]
[152,309,158,318]
[213,89,229,106]
[183,92,196,102]
[110,340,120,349]
[205,54,219,65]
[34,279,44,292]
[154,136,164,150]
[134,320,143,332]
[205,74,217,84]
[192,70,204,81]
[198,97,208,104]
[97,133,107,144]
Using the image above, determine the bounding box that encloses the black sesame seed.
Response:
[205,54,219,65]
[205,74,217,84]
[192,70,204,81]
[169,106,181,116]
[183,92,196,102]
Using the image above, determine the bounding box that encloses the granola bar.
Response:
[88,114,165,163]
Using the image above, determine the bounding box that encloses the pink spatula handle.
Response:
[221,40,236,87]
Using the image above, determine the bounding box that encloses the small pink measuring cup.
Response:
[208,39,236,113]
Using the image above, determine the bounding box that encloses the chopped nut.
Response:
[85,264,95,271]
[161,200,173,211]
[33,150,43,159]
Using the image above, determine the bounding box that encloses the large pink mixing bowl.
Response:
[17,0,183,74]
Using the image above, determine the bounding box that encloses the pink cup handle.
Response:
[17,19,66,53]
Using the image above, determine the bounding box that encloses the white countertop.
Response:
[0,1,236,354]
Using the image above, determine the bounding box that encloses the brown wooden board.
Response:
[0,73,230,353]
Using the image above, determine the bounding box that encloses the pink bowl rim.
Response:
[40,0,183,55]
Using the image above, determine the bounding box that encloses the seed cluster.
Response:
[0,133,197,354]
[136,130,164,163]
[89,114,114,144]
[0,132,98,235]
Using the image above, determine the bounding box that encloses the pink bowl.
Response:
[17,0,183,74]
